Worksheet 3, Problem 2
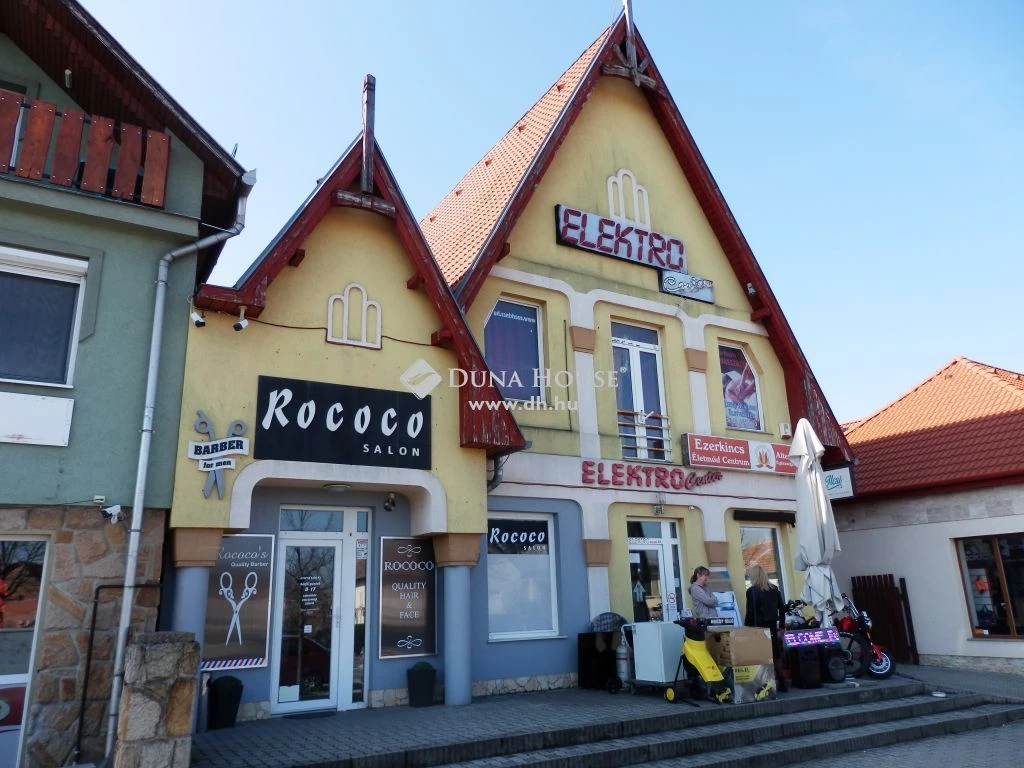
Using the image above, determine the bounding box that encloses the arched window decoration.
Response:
[606,168,651,228]
[326,282,381,349]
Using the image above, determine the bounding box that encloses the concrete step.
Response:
[391,682,931,768]
[432,692,1010,768]
[644,701,1024,768]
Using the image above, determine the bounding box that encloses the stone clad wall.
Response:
[0,505,165,767]
[114,632,199,768]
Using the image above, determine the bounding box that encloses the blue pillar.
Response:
[172,565,210,731]
[443,565,472,705]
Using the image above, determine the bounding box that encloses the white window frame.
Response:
[484,297,545,403]
[0,246,87,388]
[486,512,559,641]
[719,343,766,433]
[612,322,671,461]
[739,524,787,598]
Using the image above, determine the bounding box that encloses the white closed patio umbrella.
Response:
[790,418,844,627]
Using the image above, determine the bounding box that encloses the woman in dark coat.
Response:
[745,564,788,690]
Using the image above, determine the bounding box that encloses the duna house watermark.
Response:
[399,359,617,410]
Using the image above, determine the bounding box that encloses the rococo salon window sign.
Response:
[255,376,431,469]
[379,537,436,658]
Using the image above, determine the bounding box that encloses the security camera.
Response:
[233,317,249,332]
[190,311,206,328]
[100,505,123,524]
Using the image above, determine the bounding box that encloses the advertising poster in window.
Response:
[719,345,762,431]
[484,301,540,400]
[379,538,436,658]
[201,534,274,670]
[487,518,555,636]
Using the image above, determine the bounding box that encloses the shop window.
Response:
[0,247,88,386]
[740,525,786,595]
[0,537,48,766]
[957,534,1023,638]
[487,514,558,639]
[612,322,670,461]
[483,299,543,401]
[718,344,763,432]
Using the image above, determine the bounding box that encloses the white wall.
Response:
[832,483,1024,661]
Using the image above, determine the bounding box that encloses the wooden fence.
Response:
[0,88,168,207]
[851,573,919,664]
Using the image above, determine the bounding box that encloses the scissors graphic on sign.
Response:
[220,571,258,645]
[194,411,247,499]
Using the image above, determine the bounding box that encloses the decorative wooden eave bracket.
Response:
[431,328,454,348]
[602,1,657,89]
[333,189,396,217]
[602,46,657,90]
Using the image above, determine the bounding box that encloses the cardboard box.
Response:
[706,627,773,667]
[727,664,777,703]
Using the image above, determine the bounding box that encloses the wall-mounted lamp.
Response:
[746,282,757,297]
[383,492,396,512]
[64,69,73,89]
[190,311,206,328]
[233,306,248,332]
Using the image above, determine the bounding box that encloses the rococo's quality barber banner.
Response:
[379,537,436,658]
[201,534,274,670]
[255,376,431,469]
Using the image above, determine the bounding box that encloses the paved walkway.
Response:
[191,665,1023,768]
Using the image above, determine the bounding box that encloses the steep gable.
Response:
[421,13,852,464]
[195,135,525,457]
[845,357,1024,496]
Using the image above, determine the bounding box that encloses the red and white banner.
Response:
[683,434,796,475]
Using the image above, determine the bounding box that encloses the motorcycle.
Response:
[833,593,895,680]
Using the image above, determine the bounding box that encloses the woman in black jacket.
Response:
[745,564,788,690]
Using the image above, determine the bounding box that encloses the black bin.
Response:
[577,632,617,690]
[207,675,243,730]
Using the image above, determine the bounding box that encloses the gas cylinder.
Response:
[615,629,633,687]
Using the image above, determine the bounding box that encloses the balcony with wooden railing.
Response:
[617,409,672,462]
[0,89,169,208]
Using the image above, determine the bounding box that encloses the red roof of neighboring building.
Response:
[420,13,853,465]
[843,357,1024,497]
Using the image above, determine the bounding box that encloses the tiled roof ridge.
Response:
[843,357,965,439]
[421,23,613,224]
[958,355,1024,399]
[845,355,1024,443]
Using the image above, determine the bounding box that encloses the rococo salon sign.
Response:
[254,376,431,469]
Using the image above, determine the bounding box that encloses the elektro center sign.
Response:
[555,205,687,272]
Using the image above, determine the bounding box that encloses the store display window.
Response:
[957,534,1023,638]
[740,525,785,593]
[487,514,558,640]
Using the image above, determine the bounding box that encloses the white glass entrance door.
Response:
[271,539,341,713]
[271,507,370,714]
[627,520,684,623]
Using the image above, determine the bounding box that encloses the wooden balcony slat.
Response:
[111,123,142,200]
[51,108,85,186]
[140,130,169,207]
[15,99,57,180]
[0,89,24,174]
[80,115,114,194]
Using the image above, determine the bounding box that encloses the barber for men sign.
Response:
[255,376,431,469]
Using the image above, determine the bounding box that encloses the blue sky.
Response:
[79,0,1023,424]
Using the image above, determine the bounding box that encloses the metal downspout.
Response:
[486,457,503,492]
[105,170,257,758]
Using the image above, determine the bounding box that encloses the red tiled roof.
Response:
[844,357,1024,496]
[421,28,610,286]
[420,14,854,464]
